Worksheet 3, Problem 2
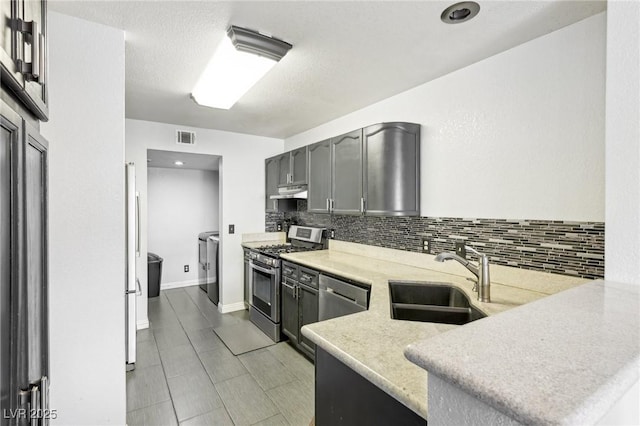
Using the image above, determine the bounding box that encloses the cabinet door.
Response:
[276,153,290,187]
[331,129,363,215]
[0,100,49,425]
[0,0,48,121]
[1,0,24,91]
[290,147,307,185]
[281,279,299,343]
[265,156,279,212]
[307,139,331,213]
[298,283,318,357]
[0,101,21,425]
[243,253,250,308]
[23,120,48,397]
[363,123,420,216]
[21,0,48,120]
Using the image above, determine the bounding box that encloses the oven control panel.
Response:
[250,251,279,268]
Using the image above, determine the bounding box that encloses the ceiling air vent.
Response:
[176,130,196,145]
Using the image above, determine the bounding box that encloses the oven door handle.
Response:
[249,261,277,275]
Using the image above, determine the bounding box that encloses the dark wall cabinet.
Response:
[306,122,420,216]
[331,130,363,215]
[363,122,420,216]
[265,155,280,212]
[281,261,319,359]
[1,98,49,425]
[1,0,49,120]
[265,147,308,212]
[307,139,331,213]
[273,147,307,187]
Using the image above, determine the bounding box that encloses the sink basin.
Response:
[388,281,487,325]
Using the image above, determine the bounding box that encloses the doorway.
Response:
[146,150,222,303]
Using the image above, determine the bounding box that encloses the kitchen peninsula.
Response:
[280,240,637,424]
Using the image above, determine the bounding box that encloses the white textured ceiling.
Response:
[49,1,606,139]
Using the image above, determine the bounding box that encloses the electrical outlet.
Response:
[184,265,189,273]
[455,242,467,259]
[229,224,235,234]
[329,229,336,239]
[276,222,283,231]
[421,238,432,254]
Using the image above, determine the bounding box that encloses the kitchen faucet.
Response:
[434,246,491,302]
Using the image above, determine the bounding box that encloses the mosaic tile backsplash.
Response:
[266,201,605,279]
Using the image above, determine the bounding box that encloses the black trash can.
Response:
[147,253,163,298]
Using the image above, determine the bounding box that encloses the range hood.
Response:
[270,184,308,200]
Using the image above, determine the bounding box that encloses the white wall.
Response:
[604,1,640,285]
[148,167,219,287]
[40,12,126,426]
[602,2,640,419]
[126,119,283,319]
[285,13,606,222]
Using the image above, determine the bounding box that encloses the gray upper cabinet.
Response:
[269,122,420,216]
[265,155,280,212]
[0,0,49,121]
[276,148,307,187]
[331,129,363,215]
[307,139,331,213]
[276,153,290,187]
[290,147,307,185]
[363,122,420,216]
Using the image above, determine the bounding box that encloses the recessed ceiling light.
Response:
[441,1,480,24]
[174,161,184,166]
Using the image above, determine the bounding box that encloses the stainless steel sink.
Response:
[388,281,486,325]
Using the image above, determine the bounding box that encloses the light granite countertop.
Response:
[405,279,640,425]
[282,241,587,419]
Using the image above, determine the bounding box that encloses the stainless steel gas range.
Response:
[248,225,326,341]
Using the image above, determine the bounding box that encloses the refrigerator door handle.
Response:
[135,192,140,258]
[136,278,141,296]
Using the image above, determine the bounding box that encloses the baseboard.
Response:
[218,301,247,314]
[136,319,150,330]
[161,279,202,290]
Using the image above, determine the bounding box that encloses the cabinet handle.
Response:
[273,200,277,210]
[360,197,366,213]
[15,19,40,82]
[38,33,45,85]
[31,21,39,80]
[326,198,329,212]
[330,199,334,212]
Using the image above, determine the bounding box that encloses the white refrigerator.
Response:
[125,162,140,371]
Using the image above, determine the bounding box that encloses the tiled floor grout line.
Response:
[152,293,182,425]
[179,289,238,425]
[131,287,312,426]
[183,288,291,426]
[161,290,224,425]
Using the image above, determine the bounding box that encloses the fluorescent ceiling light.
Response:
[192,26,292,110]
[174,161,184,166]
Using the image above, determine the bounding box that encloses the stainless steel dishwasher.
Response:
[319,274,369,321]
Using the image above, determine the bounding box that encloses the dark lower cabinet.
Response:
[298,283,318,355]
[315,347,426,426]
[1,97,49,426]
[281,262,319,359]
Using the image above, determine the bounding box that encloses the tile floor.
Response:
[126,286,315,426]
